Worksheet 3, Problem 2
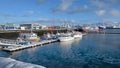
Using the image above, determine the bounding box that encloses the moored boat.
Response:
[18,32,40,42]
[0,42,16,46]
[58,33,74,42]
[17,24,40,42]
[59,36,74,42]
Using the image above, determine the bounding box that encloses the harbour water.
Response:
[0,31,120,68]
[101,29,120,34]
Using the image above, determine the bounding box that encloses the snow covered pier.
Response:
[2,39,58,52]
[0,57,45,68]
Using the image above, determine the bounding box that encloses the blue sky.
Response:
[0,0,120,25]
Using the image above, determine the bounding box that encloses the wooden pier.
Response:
[2,39,58,52]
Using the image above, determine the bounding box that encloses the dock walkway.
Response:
[2,39,58,52]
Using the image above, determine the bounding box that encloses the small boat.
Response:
[58,33,74,42]
[18,32,40,42]
[0,39,18,46]
[0,42,16,46]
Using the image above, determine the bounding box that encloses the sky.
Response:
[0,0,120,25]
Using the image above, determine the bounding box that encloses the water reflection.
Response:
[59,40,74,59]
[60,40,74,46]
[74,38,82,45]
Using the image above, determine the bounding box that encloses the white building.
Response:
[20,23,42,30]
[3,23,18,30]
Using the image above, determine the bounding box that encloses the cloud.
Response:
[90,0,108,8]
[67,5,89,14]
[21,10,35,17]
[37,0,46,5]
[52,0,73,12]
[52,0,90,14]
[58,0,73,11]
[109,9,120,16]
[89,0,120,18]
[0,14,16,18]
[94,8,120,18]
[90,0,117,8]
[51,0,118,14]
[51,0,91,14]
[95,9,106,16]
[25,10,34,14]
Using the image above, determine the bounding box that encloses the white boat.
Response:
[18,32,40,42]
[0,39,18,46]
[0,42,16,46]
[58,33,74,42]
[59,36,74,42]
[73,32,82,38]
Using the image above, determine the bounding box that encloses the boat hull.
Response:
[0,42,16,46]
[59,37,74,42]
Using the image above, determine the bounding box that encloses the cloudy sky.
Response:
[0,0,120,25]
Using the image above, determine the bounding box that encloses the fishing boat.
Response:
[58,33,74,42]
[18,32,40,42]
[0,39,18,46]
[0,42,16,46]
[17,24,40,42]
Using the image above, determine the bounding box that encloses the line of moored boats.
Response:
[0,31,86,46]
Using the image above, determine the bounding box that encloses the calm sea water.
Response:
[0,33,120,68]
[102,29,120,33]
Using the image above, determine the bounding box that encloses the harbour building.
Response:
[3,23,18,30]
[20,23,41,30]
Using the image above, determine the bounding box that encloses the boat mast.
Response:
[31,24,33,33]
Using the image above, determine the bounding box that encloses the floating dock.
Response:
[2,39,58,52]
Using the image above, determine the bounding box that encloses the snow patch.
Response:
[0,57,45,68]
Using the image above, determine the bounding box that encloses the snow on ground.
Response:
[0,57,46,68]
